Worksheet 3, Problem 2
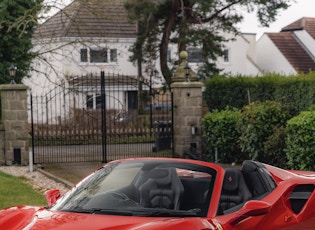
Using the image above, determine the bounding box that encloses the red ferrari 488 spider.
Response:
[1,158,315,229]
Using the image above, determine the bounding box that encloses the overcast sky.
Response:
[239,0,315,39]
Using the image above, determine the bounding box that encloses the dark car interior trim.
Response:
[289,184,315,214]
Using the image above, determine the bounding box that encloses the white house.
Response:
[216,32,261,76]
[255,17,315,75]
[26,0,140,123]
[26,0,262,123]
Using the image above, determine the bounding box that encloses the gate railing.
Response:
[31,72,173,163]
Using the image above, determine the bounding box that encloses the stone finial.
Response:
[179,50,188,60]
[173,51,197,82]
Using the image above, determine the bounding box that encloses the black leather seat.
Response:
[138,167,184,210]
[220,168,252,214]
[242,160,277,200]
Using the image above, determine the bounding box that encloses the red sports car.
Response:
[1,158,315,229]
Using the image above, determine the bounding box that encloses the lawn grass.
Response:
[0,171,46,209]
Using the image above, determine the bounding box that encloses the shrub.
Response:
[202,108,242,163]
[285,111,315,170]
[237,101,288,163]
[204,73,315,116]
[263,126,287,168]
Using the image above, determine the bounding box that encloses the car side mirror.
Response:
[228,200,271,226]
[44,189,61,206]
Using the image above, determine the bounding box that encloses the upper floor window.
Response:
[90,48,108,63]
[110,49,118,62]
[80,48,118,63]
[223,48,230,63]
[187,47,203,63]
[80,48,88,62]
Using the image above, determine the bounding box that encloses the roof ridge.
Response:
[33,0,137,39]
[281,17,315,32]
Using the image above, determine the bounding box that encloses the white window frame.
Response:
[80,47,118,64]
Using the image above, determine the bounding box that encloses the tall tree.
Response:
[125,0,291,86]
[0,0,42,84]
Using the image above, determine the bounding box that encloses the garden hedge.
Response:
[204,73,315,116]
[286,110,315,171]
[202,108,242,163]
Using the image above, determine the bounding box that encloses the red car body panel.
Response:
[2,158,315,230]
[0,206,217,230]
[214,163,315,229]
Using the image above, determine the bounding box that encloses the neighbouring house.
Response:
[26,0,262,124]
[214,32,261,76]
[26,0,140,124]
[255,17,315,75]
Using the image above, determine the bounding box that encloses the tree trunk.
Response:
[160,0,179,86]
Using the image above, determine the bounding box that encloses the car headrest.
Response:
[222,169,240,192]
[141,168,169,178]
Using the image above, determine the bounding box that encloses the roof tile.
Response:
[34,0,137,39]
[267,32,315,73]
[282,17,315,39]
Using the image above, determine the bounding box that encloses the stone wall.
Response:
[0,84,29,165]
[171,82,203,156]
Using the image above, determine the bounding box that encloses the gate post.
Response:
[171,51,203,157]
[0,84,29,165]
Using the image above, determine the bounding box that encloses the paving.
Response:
[40,161,105,185]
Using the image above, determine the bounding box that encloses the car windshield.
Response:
[50,159,216,217]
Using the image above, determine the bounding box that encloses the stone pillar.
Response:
[0,84,29,165]
[171,82,203,156]
[171,51,203,156]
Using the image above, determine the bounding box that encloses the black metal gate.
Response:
[31,72,173,164]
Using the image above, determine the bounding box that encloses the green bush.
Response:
[202,108,243,163]
[263,126,287,168]
[237,101,288,163]
[285,111,315,170]
[204,75,252,111]
[204,73,315,116]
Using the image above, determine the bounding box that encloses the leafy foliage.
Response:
[263,126,287,168]
[285,111,315,171]
[202,108,243,163]
[202,101,289,166]
[237,101,288,162]
[204,73,315,116]
[0,0,42,84]
[124,0,290,85]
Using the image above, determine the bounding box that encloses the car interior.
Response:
[111,165,213,217]
[138,168,184,209]
[82,160,315,219]
[218,160,277,215]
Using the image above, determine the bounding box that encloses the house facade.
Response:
[255,17,315,75]
[215,32,261,76]
[26,0,139,123]
[27,0,264,123]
